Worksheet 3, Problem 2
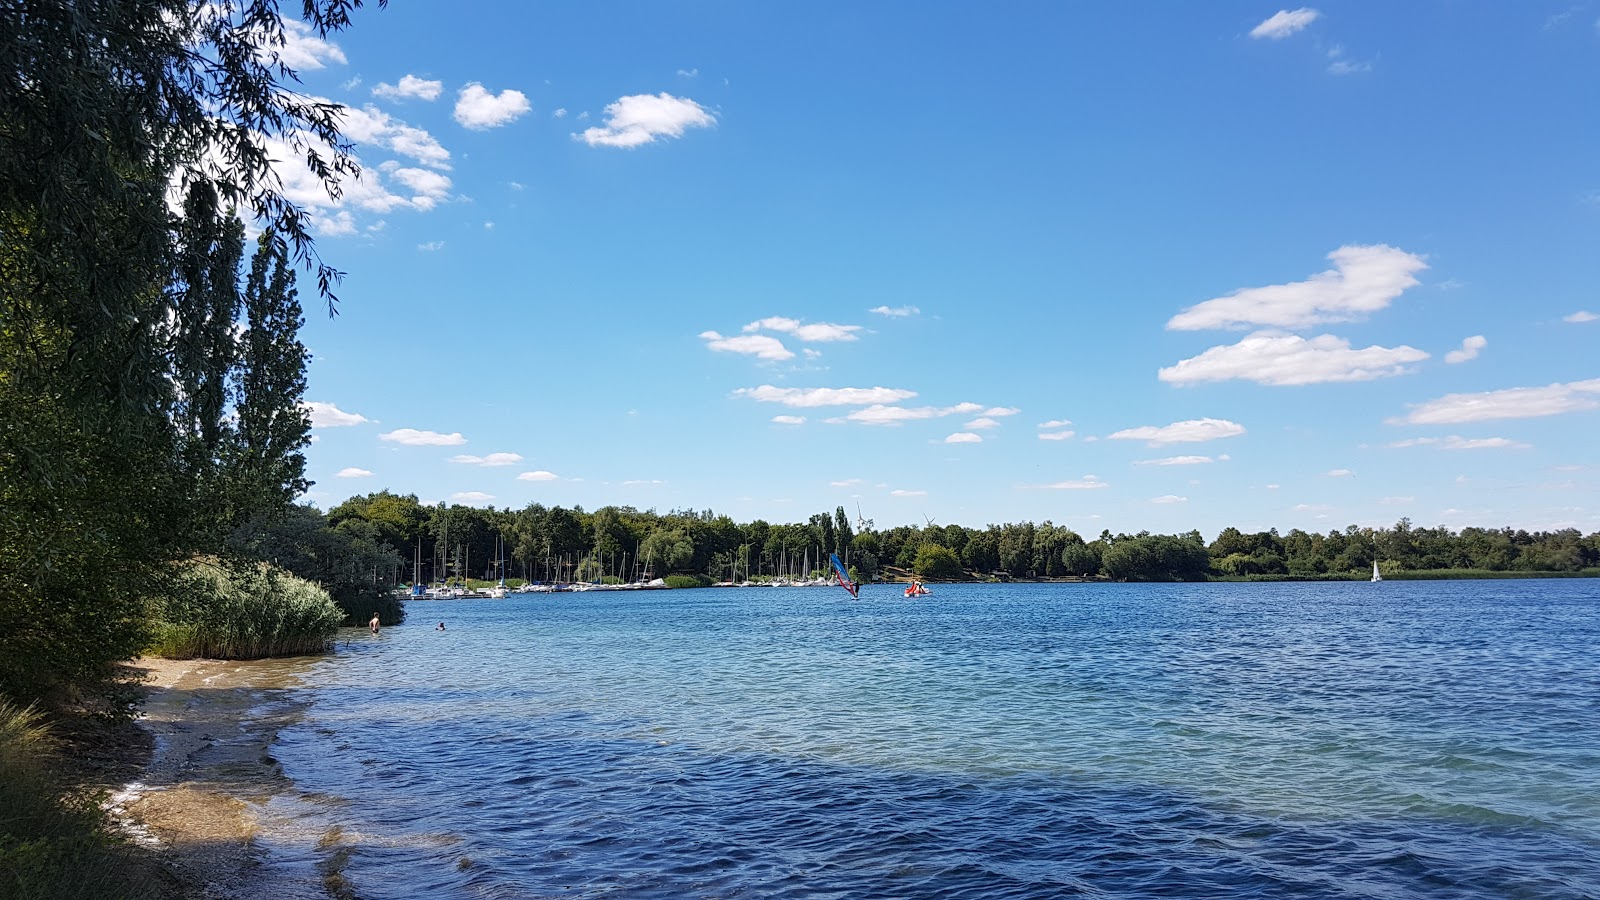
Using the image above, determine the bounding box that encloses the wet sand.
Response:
[113,657,329,899]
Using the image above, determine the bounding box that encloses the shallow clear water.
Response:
[262,580,1600,898]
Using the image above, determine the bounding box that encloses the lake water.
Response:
[255,580,1600,898]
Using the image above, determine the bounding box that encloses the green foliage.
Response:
[148,560,342,659]
[663,574,710,589]
[913,544,964,580]
[1101,533,1211,582]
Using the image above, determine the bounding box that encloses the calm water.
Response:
[257,580,1600,898]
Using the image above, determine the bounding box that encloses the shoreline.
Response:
[109,657,325,899]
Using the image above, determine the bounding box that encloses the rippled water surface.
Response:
[262,580,1600,898]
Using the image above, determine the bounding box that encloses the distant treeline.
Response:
[313,492,1600,585]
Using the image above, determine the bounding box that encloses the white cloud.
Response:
[1151,495,1188,504]
[701,331,794,361]
[315,210,358,236]
[964,417,1000,430]
[578,93,715,148]
[1134,455,1214,466]
[303,401,369,427]
[830,478,865,487]
[380,428,466,446]
[336,467,373,478]
[454,83,531,130]
[386,165,453,210]
[1037,419,1073,429]
[273,19,348,69]
[1380,496,1415,505]
[981,407,1020,418]
[418,241,444,252]
[742,316,862,343]
[1038,431,1076,441]
[450,491,494,504]
[733,385,917,407]
[1564,310,1598,323]
[1328,58,1373,76]
[451,452,524,466]
[844,402,983,426]
[1444,335,1487,364]
[1326,469,1353,477]
[772,415,806,425]
[552,108,567,119]
[338,104,452,169]
[372,74,443,102]
[622,479,665,486]
[1035,475,1109,490]
[890,489,927,497]
[945,432,983,444]
[676,68,699,78]
[517,470,559,482]
[869,305,921,317]
[1388,436,1531,450]
[1250,8,1321,40]
[1167,245,1427,331]
[1390,378,1600,425]
[1160,331,1429,385]
[1108,418,1246,446]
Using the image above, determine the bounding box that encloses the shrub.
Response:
[663,574,709,589]
[148,559,343,659]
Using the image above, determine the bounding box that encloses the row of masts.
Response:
[408,538,846,587]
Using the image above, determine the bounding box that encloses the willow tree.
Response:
[0,0,377,704]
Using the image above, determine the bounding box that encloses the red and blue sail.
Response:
[829,553,859,598]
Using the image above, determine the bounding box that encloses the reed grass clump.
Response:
[148,559,343,659]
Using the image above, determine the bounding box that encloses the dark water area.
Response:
[259,580,1600,898]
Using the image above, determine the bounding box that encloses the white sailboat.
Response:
[1371,559,1382,583]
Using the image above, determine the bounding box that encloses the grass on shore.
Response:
[148,559,344,659]
[0,702,166,899]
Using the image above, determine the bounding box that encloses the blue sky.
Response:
[284,3,1599,538]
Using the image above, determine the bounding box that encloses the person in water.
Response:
[369,613,380,634]
[436,621,446,631]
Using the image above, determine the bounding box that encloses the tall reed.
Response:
[148,559,344,659]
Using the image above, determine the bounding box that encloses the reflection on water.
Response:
[259,580,1600,898]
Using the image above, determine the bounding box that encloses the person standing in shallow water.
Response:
[369,613,380,634]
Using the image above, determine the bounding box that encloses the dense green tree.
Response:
[1101,533,1210,581]
[913,544,964,580]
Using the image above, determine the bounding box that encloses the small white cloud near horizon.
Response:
[870,305,921,317]
[844,402,983,426]
[701,331,793,361]
[380,428,466,446]
[1160,331,1429,386]
[734,385,918,408]
[1034,475,1109,490]
[450,491,494,504]
[830,478,865,487]
[1168,245,1426,332]
[1564,310,1598,323]
[578,93,715,148]
[772,415,806,425]
[1251,8,1321,40]
[517,470,558,482]
[1108,418,1246,446]
[1326,468,1354,477]
[945,432,983,444]
[304,401,369,428]
[336,467,373,478]
[1038,431,1075,441]
[454,83,530,129]
[1151,495,1188,504]
[1390,378,1600,425]
[1388,436,1531,450]
[1135,455,1214,466]
[1445,335,1487,364]
[450,452,523,466]
[373,74,443,102]
[890,489,927,497]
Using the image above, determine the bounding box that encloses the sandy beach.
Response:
[109,657,330,900]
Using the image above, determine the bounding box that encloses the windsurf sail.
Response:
[829,552,859,599]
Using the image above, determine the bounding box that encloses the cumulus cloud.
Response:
[517,470,559,482]
[1108,418,1246,446]
[1326,469,1353,477]
[451,452,524,466]
[964,417,1000,430]
[338,104,452,169]
[982,407,1020,418]
[701,331,793,361]
[733,385,917,407]
[843,402,983,426]
[454,83,531,129]
[1388,436,1531,450]
[450,491,494,504]
[303,401,369,427]
[830,478,865,487]
[772,415,805,425]
[1034,475,1108,490]
[1038,431,1075,441]
[1151,495,1188,504]
[379,428,466,446]
[258,132,451,223]
[1444,335,1487,364]
[417,241,444,252]
[1390,378,1600,425]
[1134,455,1214,466]
[945,432,983,444]
[1037,419,1072,429]
[1160,331,1429,385]
[890,489,927,497]
[373,74,443,102]
[1565,310,1598,323]
[1167,245,1427,331]
[870,305,921,317]
[743,316,862,342]
[1250,8,1321,40]
[336,467,373,478]
[578,93,715,148]
[273,19,347,69]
